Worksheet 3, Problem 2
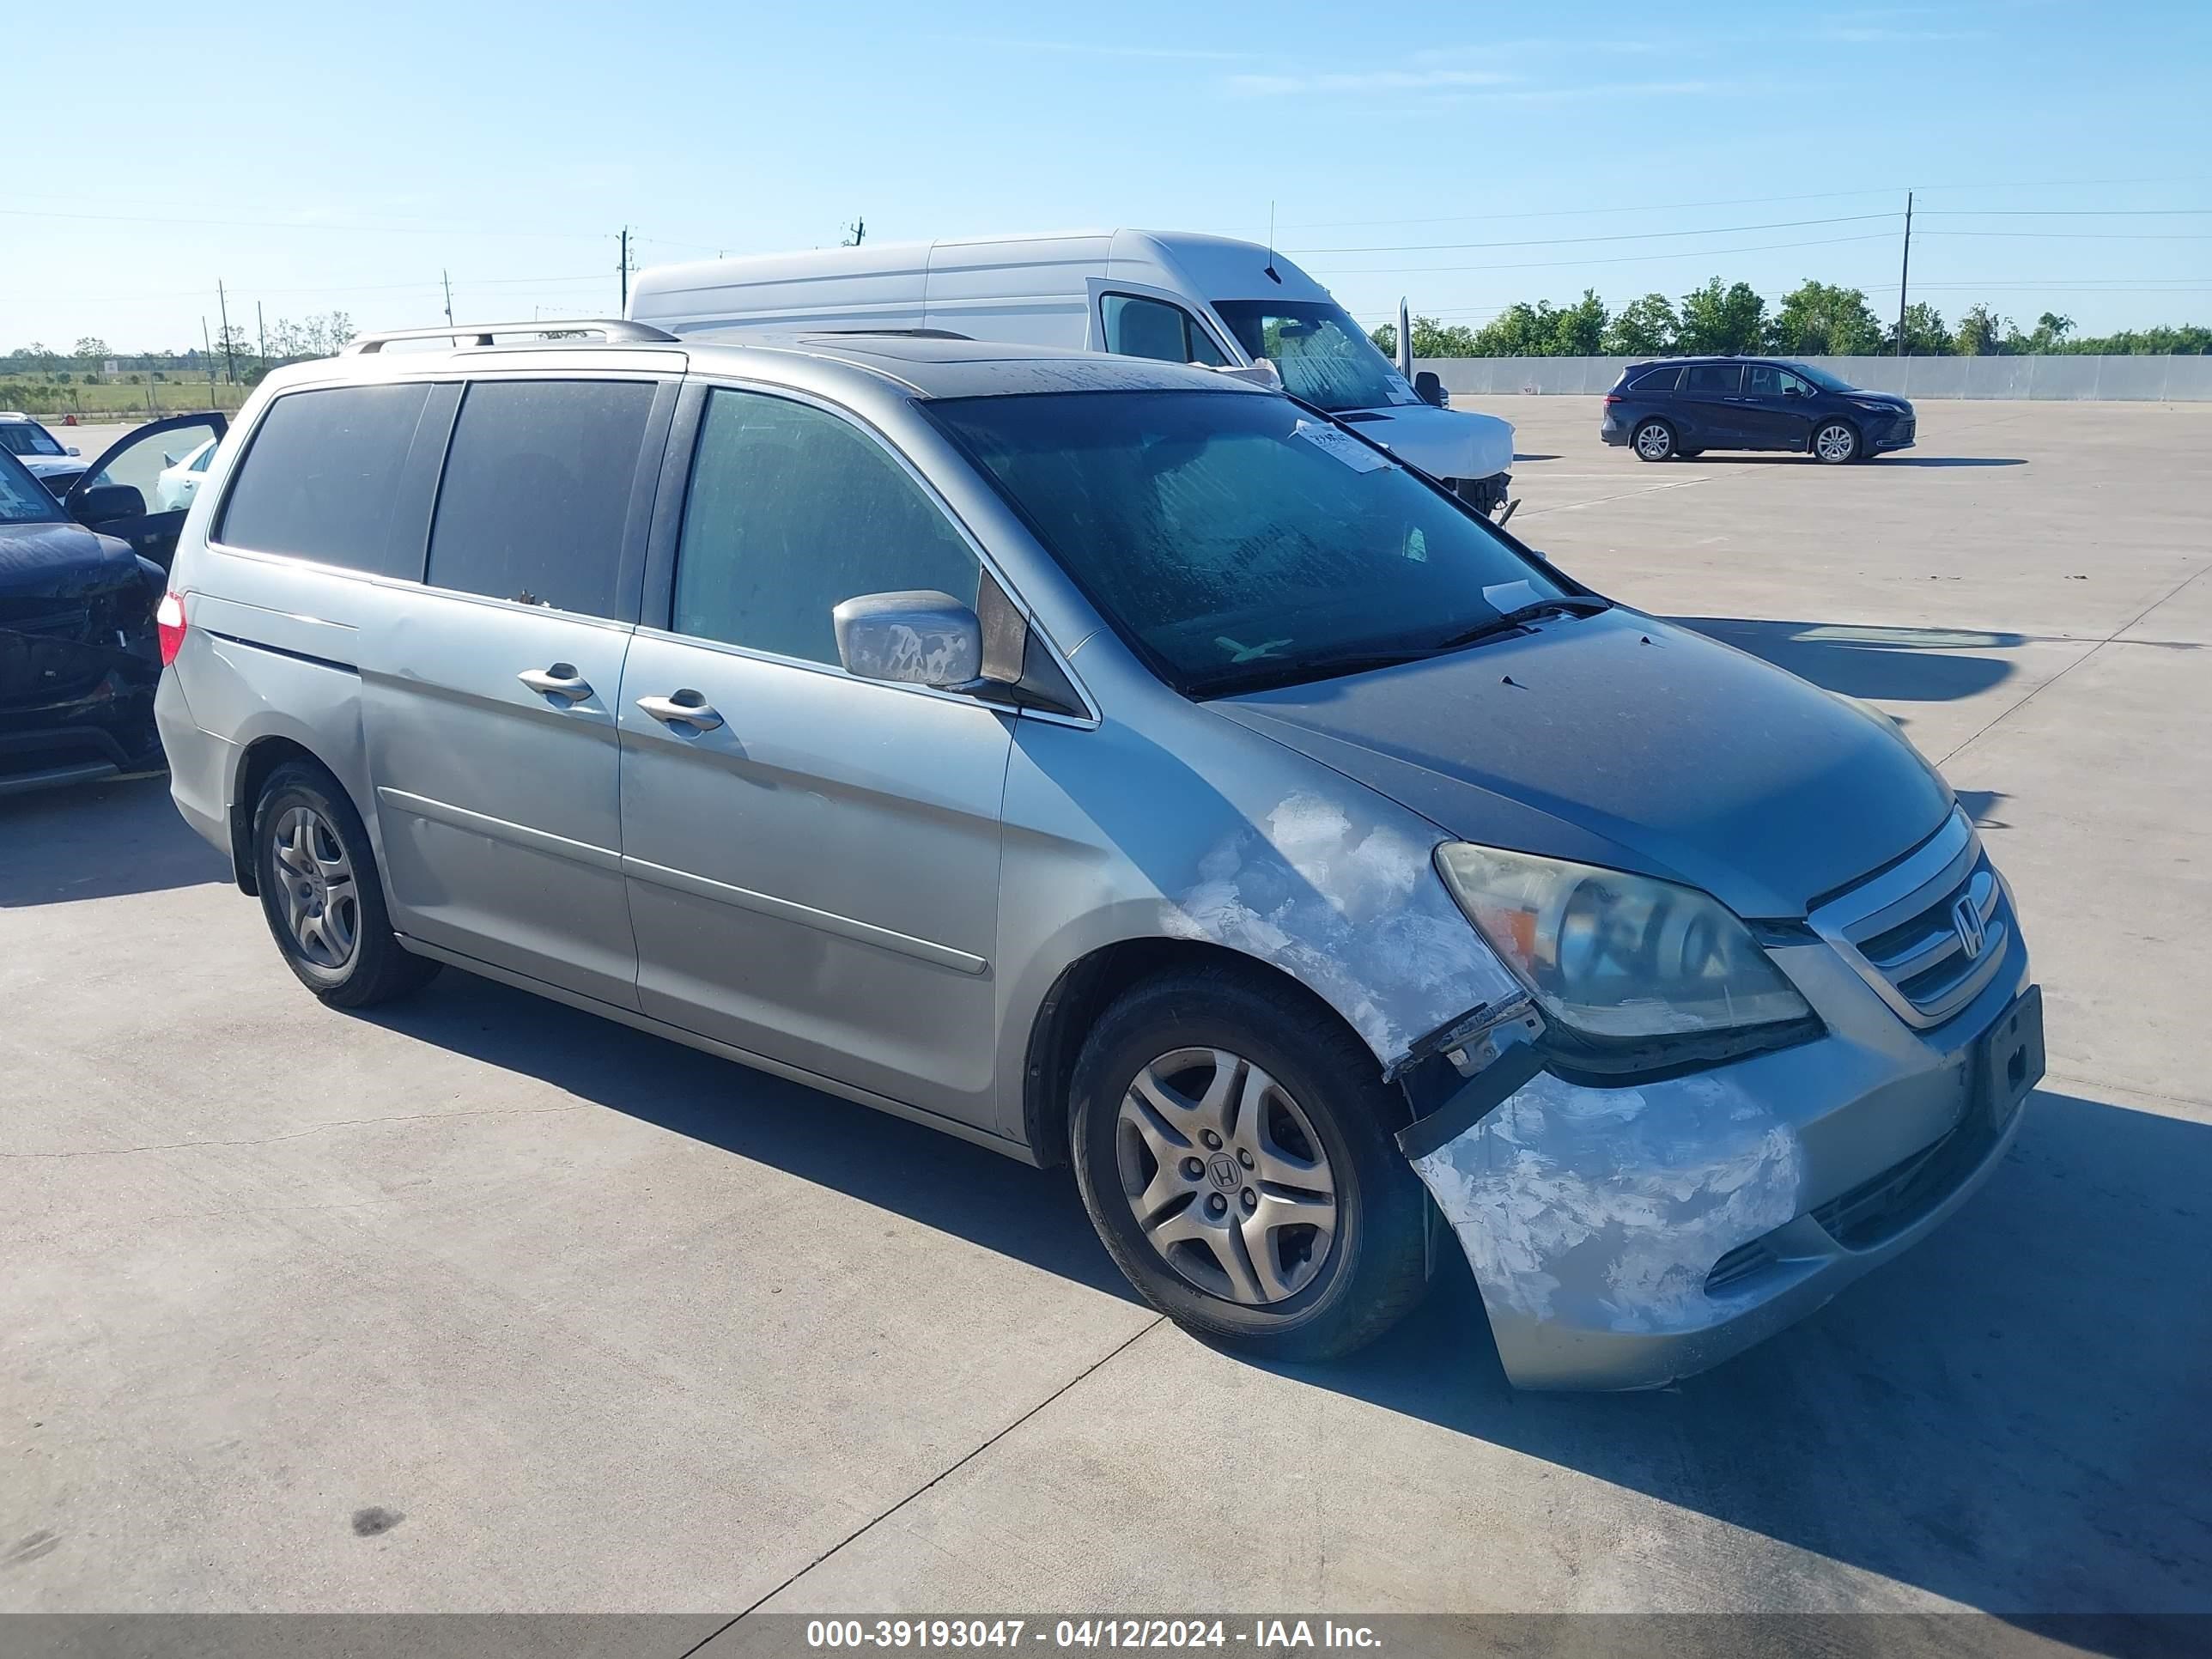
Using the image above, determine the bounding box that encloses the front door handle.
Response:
[519,664,593,702]
[635,690,724,731]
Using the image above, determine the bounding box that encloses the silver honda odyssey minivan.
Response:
[155,322,2042,1389]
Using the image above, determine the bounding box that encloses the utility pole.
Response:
[202,317,216,392]
[842,216,866,246]
[442,269,454,326]
[217,280,237,384]
[1894,191,1913,357]
[257,301,268,376]
[618,227,631,313]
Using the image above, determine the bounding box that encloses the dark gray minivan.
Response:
[155,322,2041,1389]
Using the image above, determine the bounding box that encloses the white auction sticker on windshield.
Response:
[1293,419,1394,471]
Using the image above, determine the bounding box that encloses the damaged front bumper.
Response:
[1400,932,2041,1391]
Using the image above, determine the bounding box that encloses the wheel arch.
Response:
[1019,936,1383,1168]
[228,732,343,896]
[1631,414,1677,458]
[1814,415,1863,462]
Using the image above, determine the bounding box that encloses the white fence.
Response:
[1416,355,2212,401]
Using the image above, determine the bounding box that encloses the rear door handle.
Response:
[519,664,593,702]
[635,690,724,731]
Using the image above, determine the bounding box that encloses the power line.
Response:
[1287,212,1896,255]
[1920,228,2212,240]
[1919,208,2212,217]
[1308,229,1899,277]
[0,204,600,240]
[1272,173,2212,231]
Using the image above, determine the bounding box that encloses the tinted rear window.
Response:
[218,384,433,574]
[424,379,656,620]
[1680,362,1743,393]
[1628,366,1680,392]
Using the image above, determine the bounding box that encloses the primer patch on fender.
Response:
[1410,1067,1803,1333]
[1159,792,1519,1065]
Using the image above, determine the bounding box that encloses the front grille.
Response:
[1895,416,1917,443]
[1810,811,2011,1029]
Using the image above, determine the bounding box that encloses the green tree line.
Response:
[3,313,357,380]
[1370,279,2212,359]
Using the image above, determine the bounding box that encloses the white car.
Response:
[0,410,86,495]
[155,436,219,511]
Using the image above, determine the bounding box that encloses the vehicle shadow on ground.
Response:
[351,969,1145,1305]
[1672,617,2024,702]
[375,965,2210,1629]
[0,775,228,907]
[1279,1085,2212,1631]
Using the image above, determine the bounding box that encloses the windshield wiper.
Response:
[1432,596,1611,653]
[1196,647,1435,697]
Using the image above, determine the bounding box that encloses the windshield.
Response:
[928,390,1574,697]
[0,422,66,457]
[1210,300,1419,414]
[1789,362,1856,392]
[0,451,64,523]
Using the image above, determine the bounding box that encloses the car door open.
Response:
[64,411,226,570]
[619,385,1012,1131]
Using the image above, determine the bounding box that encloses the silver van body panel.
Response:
[157,332,2035,1390]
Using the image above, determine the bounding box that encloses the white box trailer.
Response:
[628,228,1516,512]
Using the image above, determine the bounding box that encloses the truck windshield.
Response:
[0,452,64,523]
[928,389,1571,698]
[0,422,67,457]
[1210,300,1416,414]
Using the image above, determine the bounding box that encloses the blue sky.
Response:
[7,0,2209,349]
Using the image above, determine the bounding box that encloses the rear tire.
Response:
[1069,964,1431,1360]
[252,760,440,1008]
[1632,419,1676,462]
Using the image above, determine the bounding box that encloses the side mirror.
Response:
[65,446,81,456]
[833,590,983,689]
[1414,370,1447,408]
[73,483,147,526]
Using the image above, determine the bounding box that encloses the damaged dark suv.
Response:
[0,447,167,794]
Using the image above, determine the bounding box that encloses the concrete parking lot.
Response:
[3,398,2207,1630]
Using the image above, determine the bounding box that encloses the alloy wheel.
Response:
[1815,422,1857,463]
[1635,422,1673,460]
[1115,1046,1339,1306]
[270,805,359,969]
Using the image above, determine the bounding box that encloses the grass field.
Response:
[0,375,251,417]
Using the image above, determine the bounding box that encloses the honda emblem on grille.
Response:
[1952,894,1986,960]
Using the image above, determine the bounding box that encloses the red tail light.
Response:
[1603,393,1623,405]
[156,591,187,665]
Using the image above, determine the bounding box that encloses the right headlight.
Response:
[1435,842,1810,1041]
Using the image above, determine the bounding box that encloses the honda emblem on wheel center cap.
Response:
[1207,1152,1241,1191]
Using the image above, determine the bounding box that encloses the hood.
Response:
[1340,402,1515,483]
[1211,609,1953,919]
[0,520,142,599]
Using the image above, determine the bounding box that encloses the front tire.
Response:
[252,760,440,1007]
[1069,965,1431,1360]
[1632,419,1676,462]
[1813,420,1860,465]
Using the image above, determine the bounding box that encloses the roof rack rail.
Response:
[343,319,679,354]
